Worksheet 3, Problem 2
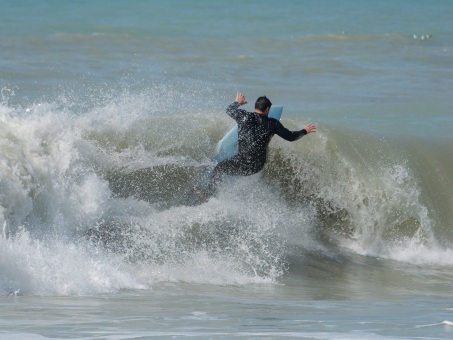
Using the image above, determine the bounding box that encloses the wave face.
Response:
[0,84,452,296]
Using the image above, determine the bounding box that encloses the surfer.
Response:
[201,92,316,195]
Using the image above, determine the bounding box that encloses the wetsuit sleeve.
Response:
[226,102,248,123]
[273,120,307,141]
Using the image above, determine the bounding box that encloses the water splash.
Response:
[0,85,451,296]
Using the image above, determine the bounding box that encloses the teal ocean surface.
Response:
[1,1,453,339]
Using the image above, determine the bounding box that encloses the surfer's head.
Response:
[255,96,272,114]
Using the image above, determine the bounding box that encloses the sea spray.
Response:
[1,85,452,297]
[264,123,452,265]
[0,90,292,295]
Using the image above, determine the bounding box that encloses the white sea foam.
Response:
[0,85,452,297]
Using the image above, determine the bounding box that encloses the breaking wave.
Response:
[1,84,452,296]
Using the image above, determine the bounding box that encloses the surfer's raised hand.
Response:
[235,92,247,105]
[304,123,316,134]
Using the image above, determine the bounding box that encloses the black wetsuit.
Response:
[211,102,307,181]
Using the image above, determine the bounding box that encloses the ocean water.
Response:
[1,0,453,339]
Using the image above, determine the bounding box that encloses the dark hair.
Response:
[255,96,272,112]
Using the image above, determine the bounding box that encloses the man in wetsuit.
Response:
[206,92,316,191]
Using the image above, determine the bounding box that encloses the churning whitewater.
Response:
[1,84,451,296]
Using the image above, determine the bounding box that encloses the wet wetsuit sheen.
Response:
[212,102,307,178]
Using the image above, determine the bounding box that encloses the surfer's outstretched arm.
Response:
[274,121,316,142]
[225,92,248,122]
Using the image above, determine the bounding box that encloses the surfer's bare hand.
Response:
[235,92,247,105]
[304,123,316,134]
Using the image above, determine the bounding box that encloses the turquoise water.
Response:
[1,1,453,339]
[2,0,452,138]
